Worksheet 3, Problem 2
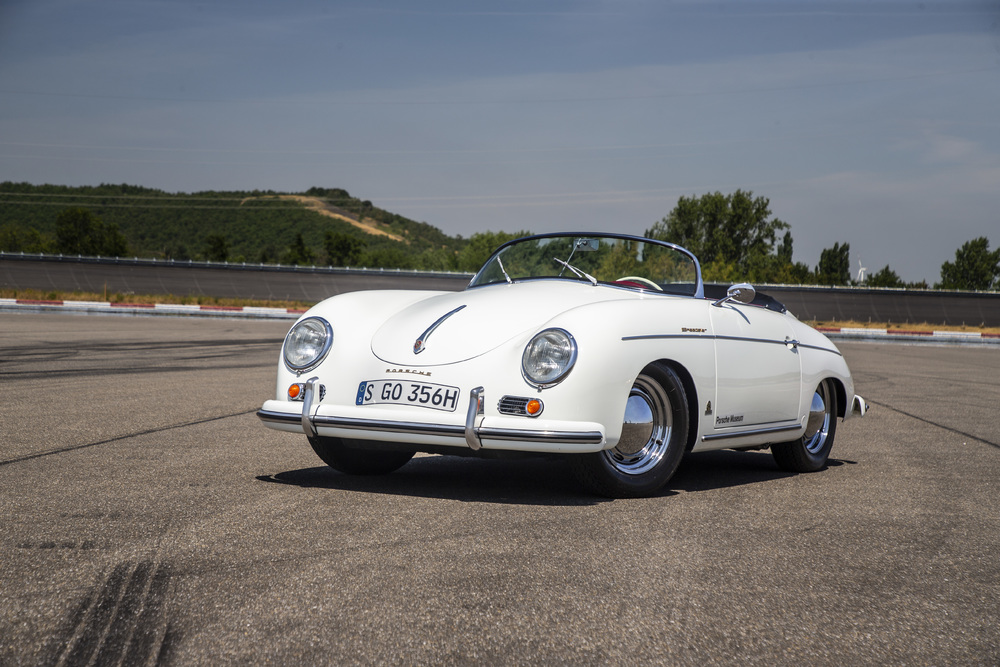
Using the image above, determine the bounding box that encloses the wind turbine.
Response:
[856,259,867,284]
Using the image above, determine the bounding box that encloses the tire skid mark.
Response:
[61,563,130,667]
[868,399,1000,450]
[2,338,278,356]
[0,338,277,380]
[0,361,272,381]
[125,565,174,666]
[57,560,173,667]
[0,409,256,467]
[39,593,96,666]
[92,562,153,666]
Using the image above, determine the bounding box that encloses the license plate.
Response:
[356,380,461,412]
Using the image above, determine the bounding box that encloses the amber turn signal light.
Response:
[526,399,542,416]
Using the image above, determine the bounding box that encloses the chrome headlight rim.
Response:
[521,328,578,389]
[282,316,334,374]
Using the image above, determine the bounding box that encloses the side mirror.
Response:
[712,282,755,307]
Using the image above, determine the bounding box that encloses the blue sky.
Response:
[1,0,998,284]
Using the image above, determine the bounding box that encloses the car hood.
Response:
[370,281,638,366]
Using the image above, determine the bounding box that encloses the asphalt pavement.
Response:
[1,313,997,665]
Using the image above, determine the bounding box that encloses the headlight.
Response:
[522,328,577,387]
[282,317,333,373]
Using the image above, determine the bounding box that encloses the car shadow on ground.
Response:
[670,449,857,493]
[257,456,606,507]
[669,450,787,492]
[256,449,856,505]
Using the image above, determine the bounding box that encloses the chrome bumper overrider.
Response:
[851,394,868,417]
[301,376,321,438]
[465,386,485,450]
[257,383,604,449]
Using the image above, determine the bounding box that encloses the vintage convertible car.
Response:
[258,232,866,497]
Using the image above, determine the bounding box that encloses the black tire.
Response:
[771,380,838,472]
[308,436,415,475]
[569,363,689,498]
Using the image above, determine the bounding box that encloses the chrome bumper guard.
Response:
[851,394,869,417]
[465,386,485,450]
[301,376,321,438]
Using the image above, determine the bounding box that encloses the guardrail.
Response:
[0,252,474,304]
[752,283,1000,328]
[2,252,998,327]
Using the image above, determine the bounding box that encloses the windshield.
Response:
[469,234,702,297]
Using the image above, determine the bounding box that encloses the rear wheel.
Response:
[570,363,689,498]
[308,436,415,475]
[771,380,837,472]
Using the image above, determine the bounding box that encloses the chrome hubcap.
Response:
[803,383,832,455]
[618,394,654,455]
[605,377,672,475]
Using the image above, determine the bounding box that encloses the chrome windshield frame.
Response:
[467,232,704,299]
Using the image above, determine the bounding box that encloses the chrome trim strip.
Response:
[477,427,603,445]
[715,335,795,347]
[414,304,466,355]
[260,410,467,437]
[257,409,298,425]
[256,407,602,445]
[622,333,841,356]
[799,343,838,354]
[465,386,484,450]
[622,334,707,342]
[701,422,802,442]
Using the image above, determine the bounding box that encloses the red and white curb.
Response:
[1,298,305,319]
[817,326,1000,343]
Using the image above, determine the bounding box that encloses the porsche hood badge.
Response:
[413,305,467,354]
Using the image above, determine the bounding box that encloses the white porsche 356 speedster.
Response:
[258,232,866,498]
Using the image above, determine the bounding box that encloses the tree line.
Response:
[644,190,997,291]
[1,182,996,290]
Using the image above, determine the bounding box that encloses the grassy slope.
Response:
[0,182,464,265]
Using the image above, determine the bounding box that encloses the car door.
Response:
[708,302,801,431]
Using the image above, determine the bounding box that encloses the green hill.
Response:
[0,182,468,271]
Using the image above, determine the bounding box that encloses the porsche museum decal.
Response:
[715,414,745,426]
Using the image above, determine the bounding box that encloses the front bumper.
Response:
[258,380,606,454]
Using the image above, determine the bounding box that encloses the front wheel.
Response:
[308,436,415,475]
[771,380,838,472]
[569,363,689,498]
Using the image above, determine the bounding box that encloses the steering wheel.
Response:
[615,275,663,291]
